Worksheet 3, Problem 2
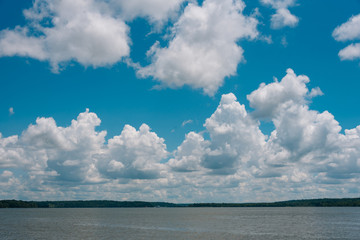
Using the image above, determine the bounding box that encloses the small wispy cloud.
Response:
[281,36,288,47]
[182,119,193,127]
[9,107,14,116]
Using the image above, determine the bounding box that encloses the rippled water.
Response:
[0,207,359,239]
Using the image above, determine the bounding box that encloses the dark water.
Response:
[0,207,359,239]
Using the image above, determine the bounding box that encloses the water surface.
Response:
[0,207,359,239]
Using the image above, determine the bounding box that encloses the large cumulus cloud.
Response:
[0,109,168,188]
[168,68,360,200]
[138,0,258,95]
[0,0,131,72]
[98,124,168,180]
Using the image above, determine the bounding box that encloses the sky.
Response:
[0,0,360,203]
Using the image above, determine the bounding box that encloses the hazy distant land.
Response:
[1,198,359,208]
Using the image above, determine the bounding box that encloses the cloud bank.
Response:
[1,69,359,202]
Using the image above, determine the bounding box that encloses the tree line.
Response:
[1,198,359,208]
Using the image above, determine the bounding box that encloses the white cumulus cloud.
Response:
[170,69,359,190]
[138,0,258,96]
[168,131,209,172]
[261,0,299,29]
[98,124,168,179]
[332,14,360,42]
[247,68,318,118]
[333,14,360,63]
[0,109,168,187]
[338,43,360,61]
[0,0,131,72]
[19,108,107,183]
[270,8,298,29]
[202,93,266,174]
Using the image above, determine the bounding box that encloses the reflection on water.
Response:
[0,207,359,239]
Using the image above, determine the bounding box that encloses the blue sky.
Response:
[0,0,360,202]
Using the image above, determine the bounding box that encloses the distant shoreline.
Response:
[1,198,360,208]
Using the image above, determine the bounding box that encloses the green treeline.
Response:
[1,198,360,208]
[189,198,360,207]
[0,200,178,208]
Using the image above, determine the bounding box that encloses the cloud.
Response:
[0,170,13,179]
[202,93,266,174]
[261,0,299,29]
[98,124,168,179]
[110,0,186,25]
[268,103,341,160]
[281,36,288,47]
[1,69,360,202]
[168,131,209,172]
[261,0,297,9]
[246,70,341,170]
[138,0,258,95]
[338,43,360,61]
[332,14,360,42]
[181,119,193,127]
[19,108,107,183]
[0,27,47,61]
[333,14,360,62]
[169,93,266,174]
[0,0,131,72]
[0,109,168,186]
[9,107,14,115]
[270,8,298,29]
[170,69,359,189]
[0,134,23,168]
[247,68,318,118]
[245,70,356,182]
